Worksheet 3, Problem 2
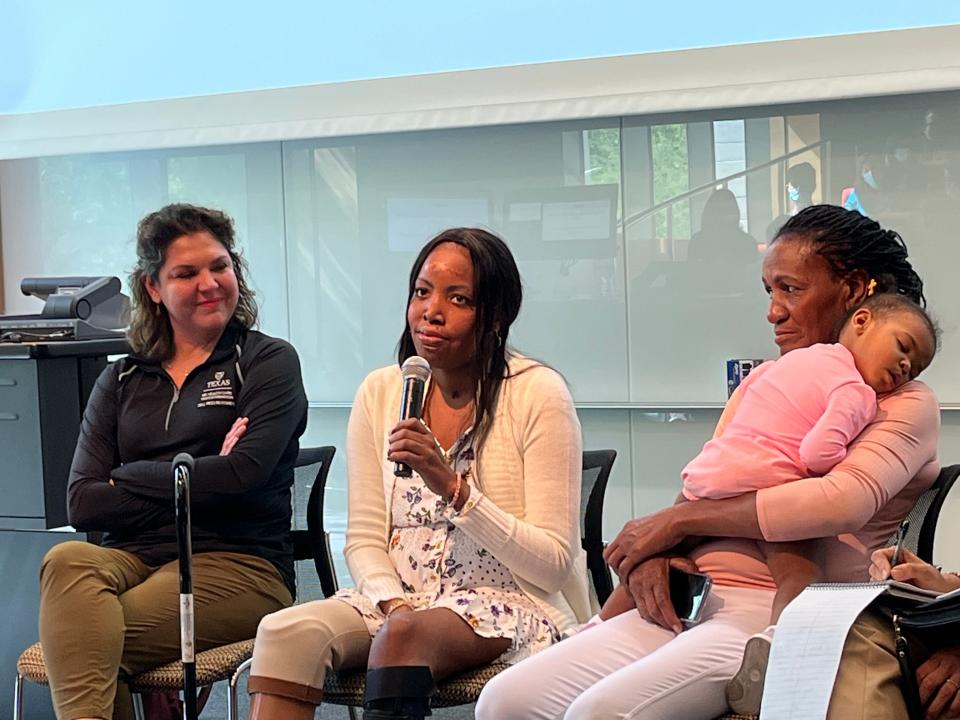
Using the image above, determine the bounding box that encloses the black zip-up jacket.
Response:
[67,323,307,594]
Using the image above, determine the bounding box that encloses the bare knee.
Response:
[370,611,421,661]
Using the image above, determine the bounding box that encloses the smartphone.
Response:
[669,567,713,625]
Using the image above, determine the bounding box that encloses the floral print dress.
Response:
[334,429,559,664]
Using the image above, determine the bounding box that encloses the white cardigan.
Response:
[343,355,591,634]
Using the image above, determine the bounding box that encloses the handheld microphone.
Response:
[394,356,431,477]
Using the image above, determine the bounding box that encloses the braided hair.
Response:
[774,205,926,307]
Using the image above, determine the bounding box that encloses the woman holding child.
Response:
[477,205,942,720]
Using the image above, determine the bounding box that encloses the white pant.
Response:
[476,584,775,720]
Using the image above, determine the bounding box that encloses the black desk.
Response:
[1,338,128,717]
[0,337,129,358]
[0,337,129,528]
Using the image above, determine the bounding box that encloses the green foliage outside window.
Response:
[585,128,621,187]
[651,124,690,241]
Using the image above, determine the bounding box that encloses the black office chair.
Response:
[317,449,618,716]
[905,463,960,563]
[581,449,617,606]
[291,446,340,598]
[14,445,336,720]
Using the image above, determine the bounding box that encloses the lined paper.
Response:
[759,584,887,720]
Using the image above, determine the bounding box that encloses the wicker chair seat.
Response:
[322,661,510,709]
[716,714,759,720]
[15,644,46,685]
[17,639,255,691]
[130,640,255,691]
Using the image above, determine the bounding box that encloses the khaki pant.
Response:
[39,541,292,720]
[249,598,371,703]
[826,609,909,720]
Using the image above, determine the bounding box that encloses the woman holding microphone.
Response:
[247,227,588,720]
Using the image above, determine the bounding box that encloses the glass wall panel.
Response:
[1,143,288,336]
[4,90,960,574]
[163,145,288,337]
[623,115,773,404]
[283,120,627,404]
[819,93,960,402]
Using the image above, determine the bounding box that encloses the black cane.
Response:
[173,452,197,720]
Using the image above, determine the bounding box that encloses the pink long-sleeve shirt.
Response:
[688,368,940,590]
[682,343,878,500]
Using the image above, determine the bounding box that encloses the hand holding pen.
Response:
[869,521,960,593]
[867,518,909,580]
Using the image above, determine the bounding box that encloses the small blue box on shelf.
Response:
[726,358,766,398]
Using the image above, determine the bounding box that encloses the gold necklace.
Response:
[163,364,189,381]
[423,384,476,452]
[165,346,212,381]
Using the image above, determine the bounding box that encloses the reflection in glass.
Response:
[5,92,960,408]
[27,145,288,335]
[38,156,138,287]
[283,122,627,403]
[7,92,960,581]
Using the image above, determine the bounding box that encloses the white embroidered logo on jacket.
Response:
[198,371,235,407]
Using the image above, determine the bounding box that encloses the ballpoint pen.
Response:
[891,518,910,568]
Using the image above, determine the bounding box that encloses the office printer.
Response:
[0,276,129,341]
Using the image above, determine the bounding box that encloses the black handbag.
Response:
[880,593,960,720]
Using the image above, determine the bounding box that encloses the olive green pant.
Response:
[38,541,292,720]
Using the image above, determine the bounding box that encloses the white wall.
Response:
[4,1,960,114]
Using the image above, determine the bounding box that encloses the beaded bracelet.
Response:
[448,465,473,509]
[449,473,463,508]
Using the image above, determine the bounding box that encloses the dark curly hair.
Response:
[398,228,523,444]
[128,203,258,360]
[774,204,926,306]
[846,292,941,355]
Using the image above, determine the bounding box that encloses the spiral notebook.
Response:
[861,579,942,602]
[758,581,939,720]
